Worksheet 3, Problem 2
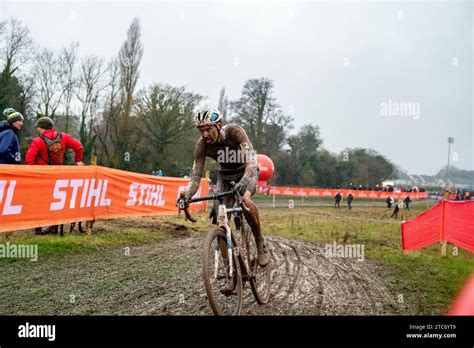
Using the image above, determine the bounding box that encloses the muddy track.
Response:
[0,235,408,315]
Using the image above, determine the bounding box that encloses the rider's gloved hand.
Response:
[176,193,190,209]
[234,178,250,196]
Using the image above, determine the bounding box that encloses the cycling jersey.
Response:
[185,123,259,200]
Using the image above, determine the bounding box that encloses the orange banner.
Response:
[0,165,209,233]
[266,186,427,200]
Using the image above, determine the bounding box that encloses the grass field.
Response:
[1,202,472,315]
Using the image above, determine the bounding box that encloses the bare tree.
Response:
[218,86,228,122]
[0,18,33,75]
[0,20,5,36]
[77,56,104,130]
[109,17,143,168]
[13,73,35,115]
[94,57,122,165]
[32,48,62,118]
[58,42,79,133]
[106,58,122,115]
[76,55,104,163]
[119,17,143,118]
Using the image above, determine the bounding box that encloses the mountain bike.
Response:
[178,182,271,315]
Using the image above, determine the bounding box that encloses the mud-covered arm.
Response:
[235,127,258,187]
[185,140,206,200]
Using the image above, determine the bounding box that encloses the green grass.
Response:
[0,225,167,261]
[370,247,473,314]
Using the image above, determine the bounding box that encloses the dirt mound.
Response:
[0,236,406,315]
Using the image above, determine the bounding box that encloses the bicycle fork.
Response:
[214,204,234,279]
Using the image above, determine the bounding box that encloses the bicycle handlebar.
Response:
[177,181,251,223]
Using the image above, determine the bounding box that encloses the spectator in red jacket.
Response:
[25,117,84,235]
[25,117,84,165]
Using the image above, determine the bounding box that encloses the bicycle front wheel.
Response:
[203,227,243,316]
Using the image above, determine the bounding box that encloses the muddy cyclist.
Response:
[182,108,271,270]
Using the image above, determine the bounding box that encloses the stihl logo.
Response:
[0,180,22,215]
[127,183,165,207]
[50,179,112,211]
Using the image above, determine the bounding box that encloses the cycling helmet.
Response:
[194,108,223,127]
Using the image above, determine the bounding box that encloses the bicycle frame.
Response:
[179,185,253,280]
[217,201,235,277]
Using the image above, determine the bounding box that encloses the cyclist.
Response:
[180,108,270,270]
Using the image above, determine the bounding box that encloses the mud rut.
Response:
[0,234,406,315]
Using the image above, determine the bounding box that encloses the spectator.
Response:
[404,196,412,210]
[0,108,24,164]
[347,193,354,210]
[335,192,342,208]
[264,186,270,196]
[444,190,450,201]
[391,199,404,219]
[25,117,84,166]
[25,117,83,234]
[386,196,394,208]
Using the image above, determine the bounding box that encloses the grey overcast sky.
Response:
[1,0,472,175]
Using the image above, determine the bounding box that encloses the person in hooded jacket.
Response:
[0,108,24,164]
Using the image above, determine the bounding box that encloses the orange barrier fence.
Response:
[267,186,427,199]
[401,201,474,253]
[0,165,209,233]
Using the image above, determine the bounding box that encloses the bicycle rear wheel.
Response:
[203,227,243,316]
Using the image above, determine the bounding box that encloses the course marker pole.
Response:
[440,200,447,257]
[87,155,97,236]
